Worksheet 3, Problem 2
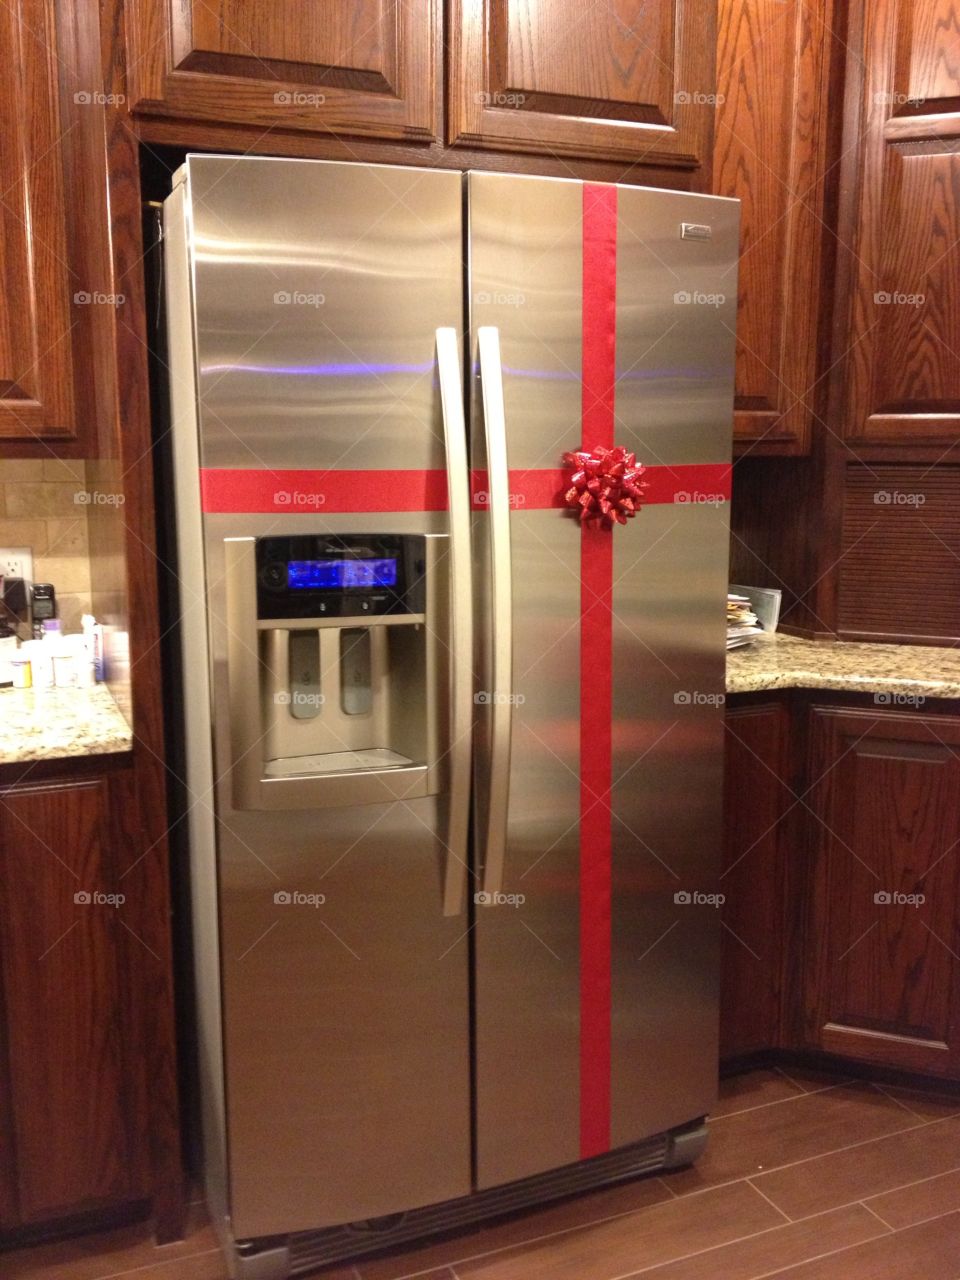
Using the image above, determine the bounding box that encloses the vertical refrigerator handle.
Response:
[477,327,513,903]
[436,327,473,917]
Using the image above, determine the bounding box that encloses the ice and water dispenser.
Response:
[223,533,446,810]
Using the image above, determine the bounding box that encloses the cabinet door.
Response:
[715,0,836,454]
[803,707,960,1076]
[842,0,960,445]
[720,702,791,1060]
[448,0,716,177]
[0,0,77,442]
[0,778,140,1226]
[125,0,437,141]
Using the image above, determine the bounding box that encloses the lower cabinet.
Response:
[720,701,791,1059]
[722,693,960,1080]
[801,706,960,1077]
[0,762,176,1235]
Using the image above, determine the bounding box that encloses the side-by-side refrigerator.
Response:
[163,154,738,1279]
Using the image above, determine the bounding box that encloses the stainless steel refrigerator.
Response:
[163,154,738,1279]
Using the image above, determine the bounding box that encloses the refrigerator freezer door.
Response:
[170,156,472,1237]
[468,172,738,1188]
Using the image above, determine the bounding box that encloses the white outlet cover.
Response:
[0,547,34,585]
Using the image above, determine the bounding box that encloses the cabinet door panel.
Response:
[844,0,960,445]
[715,0,835,453]
[0,780,134,1223]
[804,708,960,1076]
[720,703,790,1059]
[449,0,715,176]
[0,0,77,442]
[126,0,436,140]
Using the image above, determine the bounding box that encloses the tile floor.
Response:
[5,1066,960,1279]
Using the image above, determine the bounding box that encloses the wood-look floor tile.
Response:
[765,1210,960,1278]
[754,1114,960,1220]
[2,1204,220,1280]
[358,1177,674,1279]
[775,1065,854,1093]
[626,1204,889,1280]
[666,1084,916,1195]
[711,1070,805,1119]
[865,1167,960,1230]
[450,1183,784,1280]
[876,1083,960,1121]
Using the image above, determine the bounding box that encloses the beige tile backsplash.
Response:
[0,459,92,633]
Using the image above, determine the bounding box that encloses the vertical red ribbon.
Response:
[579,182,617,1159]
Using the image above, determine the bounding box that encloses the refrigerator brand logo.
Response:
[273,91,326,107]
[474,892,525,907]
[273,490,326,508]
[74,890,125,907]
[874,890,925,907]
[674,490,725,507]
[674,890,724,907]
[673,290,725,308]
[473,490,526,508]
[674,690,725,707]
[474,290,526,307]
[274,890,326,908]
[475,691,526,705]
[274,290,325,307]
[873,489,926,507]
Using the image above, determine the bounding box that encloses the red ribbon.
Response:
[563,444,646,527]
[578,181,618,1160]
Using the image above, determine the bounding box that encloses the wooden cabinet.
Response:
[720,701,791,1060]
[0,762,178,1235]
[714,0,838,454]
[801,706,960,1076]
[124,0,438,141]
[0,0,80,444]
[841,0,960,446]
[447,0,716,178]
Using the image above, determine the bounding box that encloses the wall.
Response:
[0,459,94,634]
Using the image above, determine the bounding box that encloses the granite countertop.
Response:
[0,684,133,764]
[727,632,960,699]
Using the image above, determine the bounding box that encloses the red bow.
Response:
[563,445,646,528]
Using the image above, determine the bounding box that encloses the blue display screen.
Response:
[287,558,398,590]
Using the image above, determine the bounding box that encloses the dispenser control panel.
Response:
[256,534,426,620]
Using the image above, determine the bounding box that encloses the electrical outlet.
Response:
[0,547,34,586]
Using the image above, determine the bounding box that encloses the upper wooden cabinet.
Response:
[842,0,960,446]
[0,0,79,444]
[715,0,837,454]
[448,0,717,177]
[124,0,438,140]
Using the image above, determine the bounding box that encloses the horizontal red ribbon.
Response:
[200,465,730,514]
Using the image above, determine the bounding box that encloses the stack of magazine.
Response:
[727,593,764,650]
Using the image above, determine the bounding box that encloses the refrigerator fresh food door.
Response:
[468,171,739,1188]
[167,155,473,1238]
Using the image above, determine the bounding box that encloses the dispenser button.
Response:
[361,601,370,612]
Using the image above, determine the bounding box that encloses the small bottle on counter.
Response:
[9,657,32,689]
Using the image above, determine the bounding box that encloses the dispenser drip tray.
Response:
[264,748,415,778]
